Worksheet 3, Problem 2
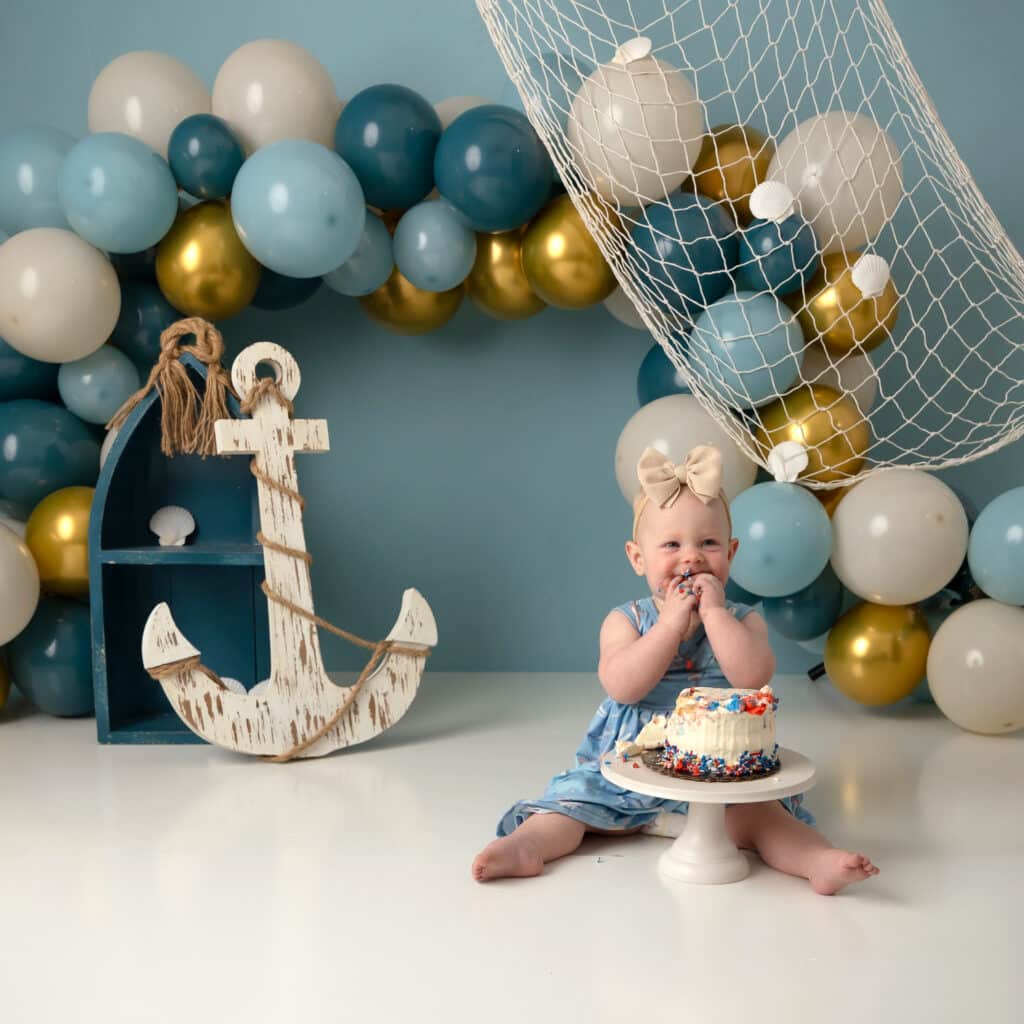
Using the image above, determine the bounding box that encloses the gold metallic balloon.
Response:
[25,486,93,598]
[521,194,620,309]
[156,200,261,320]
[792,252,899,356]
[693,124,775,225]
[754,384,871,483]
[359,267,463,335]
[0,653,10,713]
[824,602,931,706]
[466,228,546,320]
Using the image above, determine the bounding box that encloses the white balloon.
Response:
[768,111,902,254]
[0,228,120,363]
[831,469,968,605]
[435,96,491,129]
[926,600,1024,735]
[0,523,40,645]
[800,342,878,414]
[603,286,647,330]
[567,37,705,206]
[212,39,340,154]
[614,394,757,505]
[88,51,211,159]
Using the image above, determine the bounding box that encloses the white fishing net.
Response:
[476,0,1024,487]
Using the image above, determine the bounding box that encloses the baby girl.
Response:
[472,444,879,894]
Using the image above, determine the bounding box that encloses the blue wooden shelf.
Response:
[100,544,265,566]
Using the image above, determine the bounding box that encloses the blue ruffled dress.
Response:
[496,597,814,836]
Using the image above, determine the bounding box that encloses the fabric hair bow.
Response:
[632,445,725,540]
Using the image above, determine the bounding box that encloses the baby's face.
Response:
[625,489,738,599]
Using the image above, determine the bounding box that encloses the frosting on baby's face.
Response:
[625,487,738,600]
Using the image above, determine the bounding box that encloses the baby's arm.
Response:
[701,606,776,689]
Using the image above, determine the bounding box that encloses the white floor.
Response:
[1,672,1021,1024]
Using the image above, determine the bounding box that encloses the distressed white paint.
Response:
[140,342,436,759]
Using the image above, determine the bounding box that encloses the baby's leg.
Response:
[726,802,880,895]
[472,812,587,882]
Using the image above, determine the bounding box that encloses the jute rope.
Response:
[106,317,238,457]
[141,356,429,762]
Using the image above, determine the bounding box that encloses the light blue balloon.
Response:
[57,344,140,425]
[729,482,832,597]
[393,200,477,292]
[323,212,393,296]
[57,132,178,253]
[231,140,366,278]
[0,126,75,234]
[689,291,805,408]
[967,486,1024,605]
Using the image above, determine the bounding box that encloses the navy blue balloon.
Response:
[637,342,691,406]
[762,563,843,641]
[110,281,181,372]
[335,84,441,211]
[168,113,245,200]
[0,399,100,507]
[0,336,59,401]
[251,268,322,310]
[8,597,94,717]
[631,192,738,317]
[110,245,158,281]
[434,104,552,232]
[736,213,819,296]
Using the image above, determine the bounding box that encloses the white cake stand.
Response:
[601,747,816,884]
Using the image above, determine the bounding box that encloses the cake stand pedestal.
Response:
[601,747,816,885]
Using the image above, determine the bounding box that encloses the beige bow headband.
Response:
[631,445,728,541]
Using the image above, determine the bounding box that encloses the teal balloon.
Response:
[0,335,59,401]
[736,213,819,296]
[0,399,100,506]
[434,105,552,232]
[58,344,140,425]
[251,268,322,310]
[0,126,75,234]
[322,212,393,296]
[8,597,94,717]
[637,342,691,406]
[726,577,761,606]
[110,245,158,282]
[762,563,843,641]
[631,192,738,318]
[110,281,180,372]
[168,114,245,200]
[729,482,832,597]
[967,486,1024,605]
[393,200,476,292]
[334,84,441,211]
[57,132,179,253]
[689,291,804,408]
[231,140,366,278]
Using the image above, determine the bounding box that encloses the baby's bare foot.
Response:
[471,835,544,882]
[809,848,880,895]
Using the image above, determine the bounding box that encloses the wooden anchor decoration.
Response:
[140,341,437,760]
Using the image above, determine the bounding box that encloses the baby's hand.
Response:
[691,573,727,618]
[657,575,699,639]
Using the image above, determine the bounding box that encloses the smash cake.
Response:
[616,685,781,781]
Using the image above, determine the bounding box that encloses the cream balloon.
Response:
[0,228,120,363]
[768,112,902,253]
[567,36,705,206]
[926,600,1024,735]
[435,96,492,129]
[614,394,757,504]
[0,522,40,645]
[212,39,340,153]
[88,51,211,159]
[800,342,878,414]
[603,286,647,330]
[831,469,968,605]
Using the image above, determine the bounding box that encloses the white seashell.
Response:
[749,181,797,223]
[851,253,891,299]
[149,505,196,547]
[250,678,272,698]
[767,441,809,483]
[220,677,246,695]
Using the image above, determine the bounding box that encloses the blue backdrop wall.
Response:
[1,0,1020,672]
